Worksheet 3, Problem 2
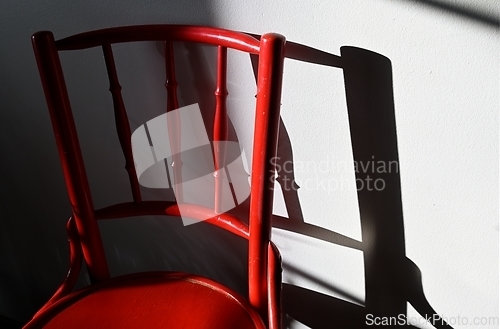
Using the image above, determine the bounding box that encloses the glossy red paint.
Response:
[34,217,82,316]
[29,25,285,328]
[25,272,266,329]
[248,34,285,318]
[214,45,228,214]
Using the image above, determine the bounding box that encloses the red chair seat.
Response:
[33,272,265,329]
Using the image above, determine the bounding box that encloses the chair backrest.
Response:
[32,25,285,325]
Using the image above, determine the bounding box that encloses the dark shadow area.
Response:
[402,0,499,28]
[0,314,22,329]
[0,1,227,324]
[251,41,454,328]
[342,46,408,317]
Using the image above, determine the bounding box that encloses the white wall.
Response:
[0,0,497,328]
[216,1,498,328]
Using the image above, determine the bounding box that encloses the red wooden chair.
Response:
[27,25,285,329]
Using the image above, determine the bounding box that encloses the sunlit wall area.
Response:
[211,1,498,327]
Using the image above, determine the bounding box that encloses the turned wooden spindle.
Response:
[102,43,142,203]
[164,40,183,203]
[214,46,229,213]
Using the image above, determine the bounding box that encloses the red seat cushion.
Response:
[34,272,265,329]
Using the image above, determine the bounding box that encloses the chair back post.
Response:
[248,32,285,321]
[32,31,110,282]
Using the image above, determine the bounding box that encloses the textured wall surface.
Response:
[0,0,497,328]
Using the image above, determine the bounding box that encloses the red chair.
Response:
[27,25,285,329]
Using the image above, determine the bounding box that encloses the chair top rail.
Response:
[53,25,261,53]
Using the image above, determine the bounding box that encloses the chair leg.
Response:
[35,217,83,316]
[268,242,283,329]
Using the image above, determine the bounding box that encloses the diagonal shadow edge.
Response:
[401,0,499,28]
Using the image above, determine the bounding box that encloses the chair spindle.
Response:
[164,40,183,202]
[214,46,228,213]
[102,43,142,203]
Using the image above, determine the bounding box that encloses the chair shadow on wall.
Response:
[154,37,453,329]
[250,41,454,329]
